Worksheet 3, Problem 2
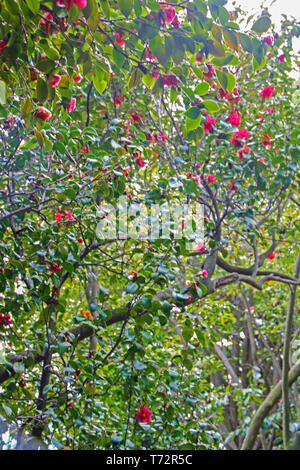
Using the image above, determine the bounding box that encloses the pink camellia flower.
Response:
[196,243,206,253]
[136,406,152,423]
[203,115,216,133]
[277,54,285,62]
[249,306,255,313]
[49,74,61,88]
[122,167,130,177]
[205,174,216,184]
[259,86,275,98]
[267,252,276,260]
[235,128,250,140]
[73,74,82,83]
[228,110,241,127]
[202,269,208,278]
[195,162,202,168]
[77,238,84,244]
[80,146,90,154]
[67,97,76,112]
[162,74,179,87]
[263,35,274,45]
[152,70,160,79]
[0,40,8,53]
[261,133,272,146]
[161,4,176,24]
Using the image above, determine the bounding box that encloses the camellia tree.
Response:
[0,0,299,451]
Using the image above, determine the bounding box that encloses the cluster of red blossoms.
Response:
[0,40,8,53]
[136,406,152,423]
[0,313,11,327]
[56,0,87,10]
[160,3,180,28]
[55,208,75,224]
[162,74,180,87]
[49,263,63,273]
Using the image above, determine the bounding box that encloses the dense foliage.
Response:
[0,0,299,450]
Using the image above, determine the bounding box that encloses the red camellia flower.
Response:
[39,12,53,34]
[112,93,125,106]
[67,97,76,112]
[202,269,208,278]
[80,146,90,154]
[237,144,252,160]
[204,174,216,184]
[154,132,166,142]
[267,252,276,260]
[77,238,84,244]
[34,107,52,120]
[171,15,180,28]
[228,110,241,127]
[73,74,82,83]
[259,86,275,98]
[161,4,176,24]
[277,54,285,62]
[113,32,125,47]
[56,0,87,10]
[228,180,237,191]
[261,133,272,146]
[145,49,156,61]
[203,64,214,78]
[137,155,146,168]
[49,74,61,88]
[131,112,142,123]
[262,35,274,45]
[0,40,8,53]
[0,313,11,326]
[203,115,216,133]
[162,74,179,87]
[136,406,152,423]
[50,264,63,273]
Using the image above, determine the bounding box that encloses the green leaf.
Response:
[185,107,201,120]
[252,15,271,34]
[195,82,209,96]
[100,0,110,17]
[142,74,155,90]
[94,75,107,95]
[226,72,236,92]
[239,33,253,53]
[36,77,48,103]
[118,0,133,17]
[215,69,227,91]
[207,40,225,57]
[20,96,32,118]
[0,81,6,105]
[202,100,220,113]
[223,28,239,51]
[128,67,142,90]
[186,115,201,133]
[25,0,40,14]
[126,282,139,293]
